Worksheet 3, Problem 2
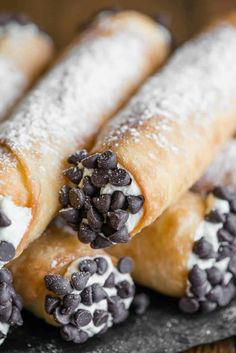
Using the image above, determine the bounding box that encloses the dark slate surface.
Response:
[2,288,236,353]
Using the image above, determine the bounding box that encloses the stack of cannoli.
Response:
[3,6,236,349]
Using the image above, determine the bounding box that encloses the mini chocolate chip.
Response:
[44,275,72,296]
[59,208,80,224]
[87,207,103,231]
[108,298,125,318]
[109,168,131,186]
[111,191,126,210]
[69,188,85,209]
[91,169,109,187]
[213,186,235,200]
[83,176,98,196]
[59,185,71,207]
[0,241,15,262]
[225,213,236,235]
[53,306,70,325]
[45,295,60,315]
[193,237,215,259]
[95,257,108,275]
[82,154,100,169]
[188,265,207,287]
[228,256,236,276]
[0,268,12,284]
[81,286,93,306]
[8,306,23,326]
[206,267,223,285]
[92,283,107,302]
[93,309,109,327]
[218,282,236,307]
[92,194,111,213]
[0,282,11,303]
[200,301,217,313]
[97,150,117,169]
[109,226,130,244]
[74,309,92,327]
[104,273,115,288]
[107,210,129,230]
[0,302,11,322]
[127,195,144,214]
[117,280,135,299]
[73,330,89,344]
[190,281,208,298]
[179,297,200,313]
[79,223,97,244]
[71,271,90,291]
[60,324,78,342]
[91,235,113,249]
[0,210,11,227]
[79,259,97,275]
[101,224,114,237]
[230,199,236,213]
[117,257,133,274]
[63,166,83,184]
[67,150,88,164]
[217,229,234,243]
[132,293,150,315]
[205,210,226,223]
[206,285,223,304]
[62,294,81,315]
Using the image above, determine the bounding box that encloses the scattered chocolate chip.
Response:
[92,283,107,302]
[8,305,23,326]
[97,151,117,170]
[109,168,131,186]
[45,295,60,315]
[0,268,12,284]
[206,267,223,285]
[83,176,98,196]
[179,297,200,313]
[212,186,234,200]
[0,241,15,262]
[60,324,77,342]
[109,226,130,244]
[107,210,129,230]
[205,210,226,223]
[91,169,109,187]
[190,281,208,298]
[217,229,234,243]
[74,309,92,327]
[127,195,144,214]
[63,166,83,184]
[91,235,113,249]
[206,285,223,304]
[0,302,11,322]
[93,309,109,327]
[68,150,88,164]
[59,208,80,224]
[104,273,115,288]
[62,294,81,315]
[82,154,100,169]
[87,207,103,231]
[117,281,134,299]
[73,330,89,344]
[132,293,150,315]
[44,274,72,296]
[0,282,11,303]
[117,257,133,274]
[92,194,111,213]
[79,259,97,275]
[111,191,126,210]
[193,237,215,259]
[53,306,70,325]
[79,223,97,244]
[0,209,11,227]
[71,271,90,291]
[94,257,108,275]
[188,265,207,287]
[200,301,217,313]
[225,213,236,235]
[81,286,93,306]
[59,185,71,207]
[69,188,85,209]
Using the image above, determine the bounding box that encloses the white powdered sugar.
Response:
[102,24,236,152]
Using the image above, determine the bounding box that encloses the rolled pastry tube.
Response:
[0,11,171,266]
[60,11,236,249]
[8,224,135,344]
[108,186,236,314]
[0,13,54,120]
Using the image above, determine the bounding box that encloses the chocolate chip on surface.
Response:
[81,286,93,306]
[0,268,12,284]
[190,281,208,298]
[205,210,226,223]
[94,257,108,275]
[79,259,97,275]
[0,209,11,227]
[109,168,131,186]
[74,309,92,327]
[0,302,12,322]
[71,271,90,291]
[218,282,236,307]
[217,245,231,260]
[73,330,89,344]
[91,169,109,187]
[109,226,130,244]
[111,191,126,210]
[87,207,103,231]
[97,150,117,170]
[206,267,223,285]
[117,280,134,299]
[44,274,72,296]
[200,301,217,313]
[68,150,88,164]
[59,208,80,224]
[92,283,107,302]
[45,295,60,315]
[62,294,81,315]
[53,306,70,325]
[91,235,113,249]
[82,154,100,169]
[104,273,115,288]
[59,185,71,207]
[225,213,236,235]
[228,256,236,276]
[117,257,133,274]
[127,195,144,214]
[193,237,215,259]
[93,309,109,327]
[0,241,15,262]
[92,194,111,213]
[101,224,114,237]
[79,223,97,244]
[60,324,77,342]
[212,186,234,200]
[179,297,200,313]
[69,188,85,209]
[107,210,129,230]
[132,293,150,315]
[206,285,223,304]
[83,176,98,196]
[12,294,23,311]
[188,265,207,287]
[63,166,83,184]
[217,229,234,243]
[0,282,11,303]
[8,305,23,326]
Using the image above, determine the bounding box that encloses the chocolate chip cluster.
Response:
[0,209,16,263]
[44,256,135,344]
[179,186,236,314]
[59,150,144,248]
[0,268,23,340]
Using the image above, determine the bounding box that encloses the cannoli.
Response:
[8,223,134,344]
[0,10,170,266]
[0,13,54,120]
[59,11,236,249]
[108,186,236,314]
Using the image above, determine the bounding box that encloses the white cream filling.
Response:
[0,196,32,265]
[187,196,232,298]
[0,322,9,346]
[0,22,40,39]
[65,255,133,338]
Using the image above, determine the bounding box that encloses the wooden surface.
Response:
[0,1,236,352]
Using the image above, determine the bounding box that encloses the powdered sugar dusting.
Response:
[102,24,236,152]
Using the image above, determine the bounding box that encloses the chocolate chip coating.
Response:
[111,191,126,210]
[188,265,207,287]
[132,293,150,315]
[200,301,217,313]
[109,226,130,244]
[8,305,23,326]
[74,309,92,327]
[0,209,11,227]
[117,280,134,299]
[44,274,72,296]
[93,309,109,327]
[127,195,144,214]
[92,194,111,213]
[83,176,98,196]
[80,286,93,306]
[205,210,226,223]
[62,294,81,315]
[91,235,113,249]
[225,213,236,235]
[0,302,11,322]
[179,297,199,313]
[107,210,129,230]
[217,229,234,243]
[91,169,109,187]
[45,295,60,315]
[82,154,100,169]
[94,257,108,275]
[190,281,208,298]
[117,257,133,274]
[92,283,107,302]
[206,285,223,304]
[67,150,88,164]
[73,330,89,344]
[87,207,103,231]
[193,237,215,259]
[0,241,15,262]
[79,259,97,275]
[60,324,77,342]
[63,166,83,184]
[71,271,90,291]
[79,223,97,244]
[0,268,12,284]
[59,185,71,207]
[212,186,234,200]
[104,273,115,288]
[109,168,131,186]
[53,306,70,325]
[206,267,223,285]
[69,188,85,209]
[59,208,80,224]
[97,151,117,170]
[0,282,11,303]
